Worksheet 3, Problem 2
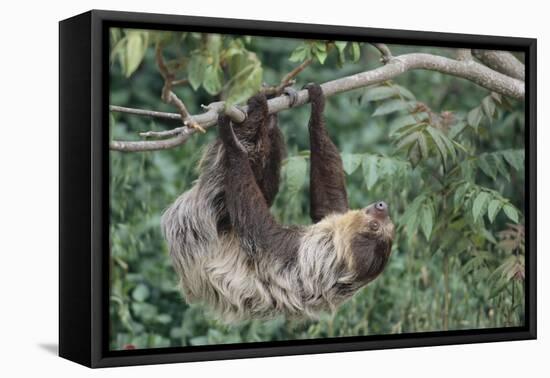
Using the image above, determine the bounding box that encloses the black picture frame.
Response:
[59,9,537,368]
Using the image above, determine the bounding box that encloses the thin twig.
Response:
[371,43,393,64]
[155,43,205,133]
[171,78,189,87]
[261,58,314,97]
[109,105,182,121]
[278,58,314,91]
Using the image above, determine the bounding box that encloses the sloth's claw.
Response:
[303,82,324,96]
[283,87,299,108]
[218,115,247,154]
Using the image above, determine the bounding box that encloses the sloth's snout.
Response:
[366,201,389,219]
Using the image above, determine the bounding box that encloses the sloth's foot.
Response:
[303,83,325,109]
[218,115,247,154]
[283,86,299,108]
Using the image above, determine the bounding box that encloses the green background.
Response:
[109,30,526,350]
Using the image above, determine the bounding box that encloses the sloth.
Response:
[162,83,395,322]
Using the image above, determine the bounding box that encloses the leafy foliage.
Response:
[109,30,526,350]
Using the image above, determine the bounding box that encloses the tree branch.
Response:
[261,58,314,96]
[110,52,525,152]
[371,43,393,63]
[155,43,205,133]
[472,49,525,81]
[455,49,473,61]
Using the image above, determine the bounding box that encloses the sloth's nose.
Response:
[375,201,388,212]
[367,201,389,219]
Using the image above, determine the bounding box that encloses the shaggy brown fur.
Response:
[162,84,394,322]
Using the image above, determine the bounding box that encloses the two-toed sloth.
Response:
[162,84,395,322]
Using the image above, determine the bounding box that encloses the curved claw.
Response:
[303,82,325,109]
[283,87,299,108]
[218,115,246,154]
[302,82,323,96]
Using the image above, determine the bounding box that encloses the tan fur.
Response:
[162,139,394,322]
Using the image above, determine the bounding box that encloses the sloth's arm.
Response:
[218,114,287,254]
[258,115,285,207]
[237,94,284,207]
[306,83,349,223]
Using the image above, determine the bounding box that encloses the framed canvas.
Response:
[59,9,536,368]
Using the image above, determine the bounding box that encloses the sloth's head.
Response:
[362,201,394,241]
[341,201,395,283]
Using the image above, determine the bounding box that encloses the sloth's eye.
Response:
[369,220,380,231]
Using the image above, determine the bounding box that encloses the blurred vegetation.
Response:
[109,29,526,350]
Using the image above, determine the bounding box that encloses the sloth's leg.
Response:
[306,83,349,223]
[218,114,284,254]
[235,94,285,207]
[258,115,285,206]
[233,94,269,144]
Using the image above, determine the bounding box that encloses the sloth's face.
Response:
[345,201,395,283]
[362,201,395,241]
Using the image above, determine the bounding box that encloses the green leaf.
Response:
[188,53,207,90]
[378,157,398,177]
[392,123,427,139]
[289,45,309,62]
[313,49,328,64]
[420,203,434,240]
[481,228,497,244]
[453,182,470,208]
[225,53,263,105]
[313,41,327,51]
[401,196,424,235]
[467,106,483,130]
[221,42,244,60]
[426,127,448,168]
[393,85,416,100]
[335,41,347,54]
[156,314,172,324]
[109,35,127,63]
[189,336,209,346]
[202,65,223,95]
[350,42,361,62]
[489,279,509,299]
[131,302,157,320]
[448,120,468,139]
[372,99,411,116]
[132,283,150,302]
[396,131,421,151]
[477,155,497,180]
[481,96,496,120]
[361,86,398,103]
[362,155,379,190]
[503,204,519,223]
[502,150,524,171]
[125,32,148,77]
[487,199,503,223]
[439,130,457,161]
[408,143,421,168]
[389,113,429,135]
[342,153,362,175]
[206,34,222,66]
[109,112,116,128]
[493,153,511,180]
[312,42,328,64]
[417,132,429,159]
[472,192,490,222]
[286,156,307,193]
[335,41,347,65]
